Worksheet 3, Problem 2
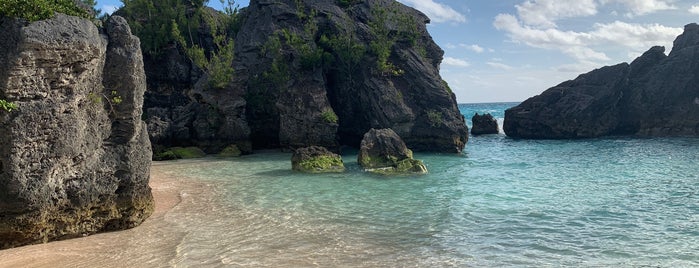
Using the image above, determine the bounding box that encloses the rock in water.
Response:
[471,113,499,135]
[358,129,428,175]
[0,15,153,249]
[291,146,345,173]
[505,23,699,139]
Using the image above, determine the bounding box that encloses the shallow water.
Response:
[2,103,696,267]
[140,103,699,267]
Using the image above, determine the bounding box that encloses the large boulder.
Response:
[291,146,345,173]
[358,128,427,175]
[505,23,699,139]
[471,113,499,135]
[0,15,153,249]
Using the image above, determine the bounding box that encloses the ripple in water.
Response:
[151,134,699,267]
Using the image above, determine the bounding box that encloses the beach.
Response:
[0,162,203,268]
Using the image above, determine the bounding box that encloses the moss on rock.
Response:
[218,144,242,157]
[292,146,345,173]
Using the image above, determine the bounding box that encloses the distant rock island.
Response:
[124,0,468,155]
[505,23,699,139]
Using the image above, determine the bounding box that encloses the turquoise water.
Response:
[156,103,699,267]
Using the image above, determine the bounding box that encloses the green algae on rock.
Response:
[292,146,345,173]
[358,128,427,175]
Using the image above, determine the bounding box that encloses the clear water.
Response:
[153,103,699,267]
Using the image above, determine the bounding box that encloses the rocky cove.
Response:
[0,0,698,257]
[0,0,468,248]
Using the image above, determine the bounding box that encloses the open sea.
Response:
[147,102,698,267]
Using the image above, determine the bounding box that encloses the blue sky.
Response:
[98,0,699,103]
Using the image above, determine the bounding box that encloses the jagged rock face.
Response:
[505,23,699,139]
[358,128,427,175]
[0,15,153,249]
[132,8,252,155]
[471,113,498,135]
[233,0,468,152]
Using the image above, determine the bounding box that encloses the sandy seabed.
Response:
[0,162,206,268]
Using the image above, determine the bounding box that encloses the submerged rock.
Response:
[505,23,699,139]
[471,113,499,135]
[0,15,153,249]
[292,146,345,173]
[358,129,427,175]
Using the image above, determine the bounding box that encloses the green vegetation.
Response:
[426,109,443,127]
[321,109,339,124]
[441,79,453,94]
[367,3,423,76]
[120,0,237,88]
[294,155,345,173]
[319,32,366,87]
[0,0,93,22]
[0,99,17,112]
[218,144,241,157]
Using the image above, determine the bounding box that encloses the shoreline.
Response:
[0,162,199,267]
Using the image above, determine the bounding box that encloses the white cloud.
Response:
[494,13,681,63]
[487,62,514,70]
[443,57,471,67]
[515,0,598,28]
[601,0,676,16]
[102,5,118,15]
[690,5,699,14]
[465,44,485,53]
[590,21,682,50]
[398,0,466,23]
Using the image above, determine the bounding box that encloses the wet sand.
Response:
[0,162,204,268]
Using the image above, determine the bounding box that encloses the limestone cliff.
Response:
[505,23,699,139]
[0,15,153,249]
[132,0,468,154]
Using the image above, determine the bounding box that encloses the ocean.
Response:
[125,103,699,266]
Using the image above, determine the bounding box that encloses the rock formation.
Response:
[125,0,468,155]
[358,128,427,175]
[291,146,345,173]
[505,23,699,139]
[471,113,498,135]
[0,15,153,249]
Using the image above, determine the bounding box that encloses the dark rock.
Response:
[0,14,153,249]
[129,0,467,154]
[505,23,699,139]
[291,146,345,173]
[471,113,499,135]
[358,128,427,175]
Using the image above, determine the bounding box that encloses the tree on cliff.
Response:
[118,0,237,88]
[0,0,97,22]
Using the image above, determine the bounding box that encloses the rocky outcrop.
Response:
[505,23,699,139]
[471,113,498,135]
[129,0,468,154]
[358,128,427,175]
[291,146,345,173]
[0,15,153,249]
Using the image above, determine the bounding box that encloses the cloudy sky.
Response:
[98,0,698,103]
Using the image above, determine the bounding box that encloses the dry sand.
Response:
[0,163,203,268]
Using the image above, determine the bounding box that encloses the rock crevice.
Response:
[0,14,153,249]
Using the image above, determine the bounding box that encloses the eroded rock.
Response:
[358,128,427,175]
[505,23,699,139]
[0,15,153,249]
[471,113,499,135]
